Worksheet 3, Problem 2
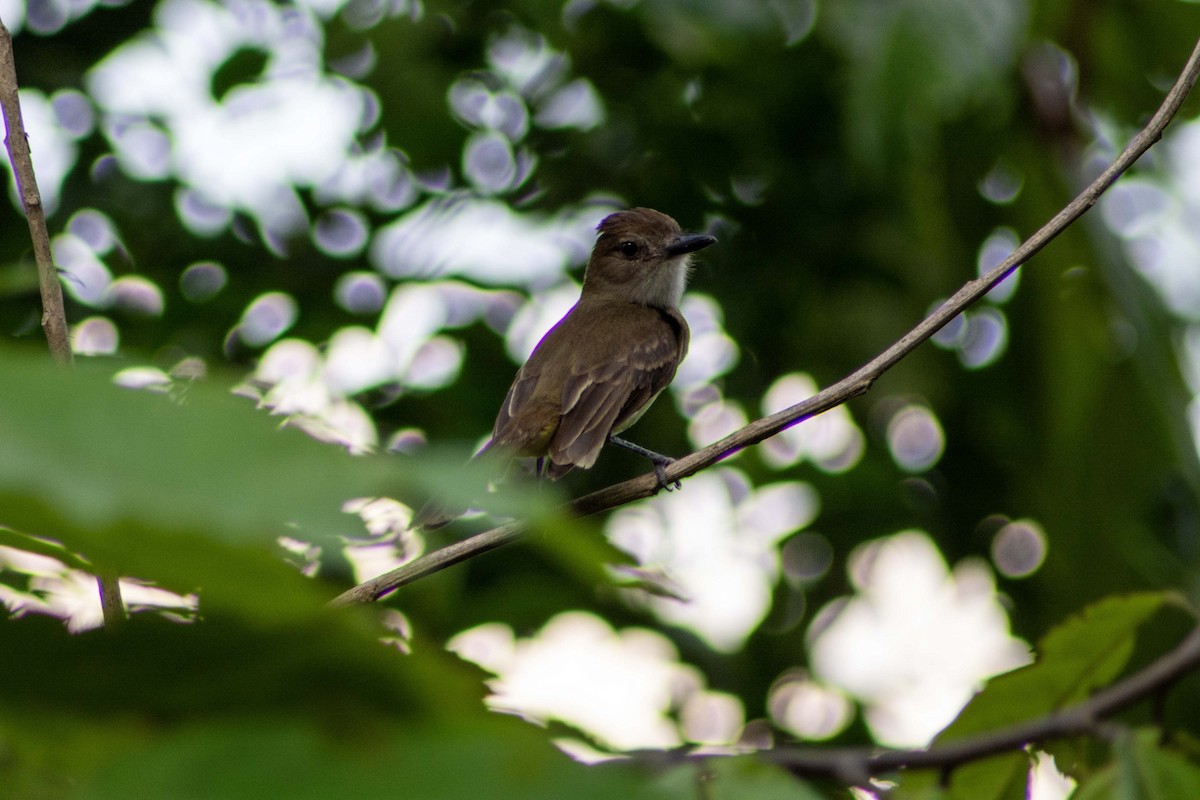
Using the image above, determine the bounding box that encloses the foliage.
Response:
[3,0,1200,797]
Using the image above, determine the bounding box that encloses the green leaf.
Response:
[901,594,1175,800]
[946,752,1029,800]
[0,611,698,800]
[889,781,951,800]
[0,525,91,570]
[0,348,564,617]
[652,756,825,800]
[937,593,1172,743]
[6,714,698,800]
[0,350,396,547]
[1073,728,1200,800]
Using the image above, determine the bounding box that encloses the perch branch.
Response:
[331,34,1200,608]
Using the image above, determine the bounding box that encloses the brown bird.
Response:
[412,207,716,530]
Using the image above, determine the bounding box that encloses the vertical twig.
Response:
[0,17,70,363]
[1,15,126,628]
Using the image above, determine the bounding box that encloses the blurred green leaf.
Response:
[936,593,1172,743]
[0,349,405,616]
[822,0,1026,170]
[0,525,91,570]
[0,611,708,800]
[700,758,830,800]
[901,594,1174,799]
[0,348,571,616]
[678,756,825,800]
[1073,728,1200,800]
[7,712,697,800]
[946,752,1029,800]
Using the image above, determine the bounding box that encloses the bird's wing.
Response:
[547,306,687,473]
[486,362,560,457]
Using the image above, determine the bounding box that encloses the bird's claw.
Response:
[607,435,682,492]
[652,458,681,493]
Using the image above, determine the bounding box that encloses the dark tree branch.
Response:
[1,16,125,628]
[331,35,1200,608]
[723,621,1200,782]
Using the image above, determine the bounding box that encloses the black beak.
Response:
[666,233,717,257]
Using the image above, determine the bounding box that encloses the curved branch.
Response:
[755,621,1200,781]
[331,34,1200,608]
[610,621,1200,782]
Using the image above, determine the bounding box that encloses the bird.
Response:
[411,207,717,530]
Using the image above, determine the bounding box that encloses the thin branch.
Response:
[0,17,71,364]
[331,34,1200,607]
[1,16,126,627]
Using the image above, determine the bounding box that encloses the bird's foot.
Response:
[652,458,681,493]
[608,435,681,492]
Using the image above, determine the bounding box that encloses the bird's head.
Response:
[583,207,717,307]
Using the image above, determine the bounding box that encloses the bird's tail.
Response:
[407,441,506,532]
[408,495,461,532]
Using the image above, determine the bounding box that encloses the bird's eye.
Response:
[618,241,640,258]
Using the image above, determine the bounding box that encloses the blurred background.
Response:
[3,0,1200,797]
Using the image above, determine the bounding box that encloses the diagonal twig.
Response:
[331,34,1200,608]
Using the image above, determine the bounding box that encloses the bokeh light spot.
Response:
[176,188,233,235]
[71,316,119,356]
[977,227,1022,303]
[1102,179,1170,238]
[535,78,605,130]
[991,519,1048,578]
[782,532,834,584]
[180,261,228,303]
[760,372,865,473]
[113,366,172,391]
[770,0,817,46]
[809,531,1031,746]
[54,233,112,306]
[959,307,1009,369]
[237,291,298,346]
[67,208,117,255]
[680,691,744,746]
[313,208,370,257]
[105,275,165,316]
[51,88,95,138]
[334,271,387,314]
[929,299,967,348]
[978,159,1023,204]
[769,674,852,740]
[463,131,519,194]
[885,404,944,473]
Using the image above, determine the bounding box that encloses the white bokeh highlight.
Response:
[809,531,1031,747]
[607,468,818,652]
[449,612,716,751]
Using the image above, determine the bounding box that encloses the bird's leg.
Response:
[536,456,547,479]
[608,435,681,492]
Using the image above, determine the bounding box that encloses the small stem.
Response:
[97,574,126,629]
[0,17,72,364]
[3,16,126,626]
